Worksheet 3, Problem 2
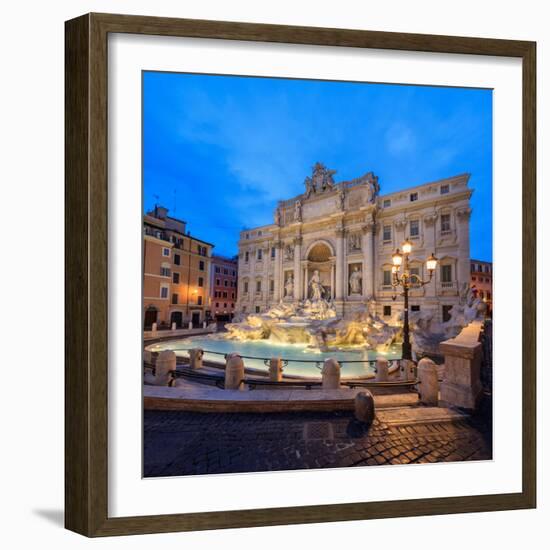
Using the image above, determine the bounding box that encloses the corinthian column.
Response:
[362,221,375,299]
[293,236,302,301]
[273,241,281,303]
[335,228,345,300]
[456,207,472,290]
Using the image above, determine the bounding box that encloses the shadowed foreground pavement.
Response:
[144,406,492,477]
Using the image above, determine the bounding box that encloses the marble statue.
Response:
[365,172,380,203]
[294,200,302,222]
[309,269,323,301]
[284,244,294,261]
[284,274,294,297]
[274,207,281,226]
[338,188,346,211]
[349,266,362,295]
[305,162,337,197]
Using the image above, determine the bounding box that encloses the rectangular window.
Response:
[216,278,220,286]
[223,268,228,275]
[160,267,170,277]
[269,280,274,292]
[215,266,220,273]
[257,249,263,260]
[255,306,260,313]
[172,272,180,284]
[383,225,392,242]
[256,280,262,293]
[171,293,178,305]
[441,213,451,232]
[197,296,203,305]
[162,247,170,257]
[199,260,205,271]
[383,270,392,286]
[232,292,235,299]
[215,302,219,308]
[223,292,227,298]
[198,277,204,287]
[383,305,392,316]
[245,251,249,262]
[173,254,180,266]
[442,305,453,322]
[411,305,420,312]
[471,276,476,282]
[440,184,450,194]
[223,303,227,308]
[244,281,249,293]
[271,247,276,258]
[410,220,419,237]
[410,192,418,202]
[383,199,391,208]
[224,280,228,287]
[160,287,168,299]
[441,264,452,283]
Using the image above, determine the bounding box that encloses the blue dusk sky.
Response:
[143,72,492,261]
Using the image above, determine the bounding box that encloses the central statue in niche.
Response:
[309,269,324,301]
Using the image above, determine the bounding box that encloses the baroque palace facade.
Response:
[236,163,473,322]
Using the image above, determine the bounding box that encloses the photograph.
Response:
[142,71,494,477]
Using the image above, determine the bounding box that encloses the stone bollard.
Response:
[188,321,193,330]
[417,357,439,405]
[189,348,204,370]
[154,350,176,386]
[354,391,375,424]
[401,359,417,381]
[203,320,207,329]
[151,322,158,335]
[269,357,283,382]
[225,353,245,390]
[322,358,341,389]
[375,357,389,382]
[171,322,176,331]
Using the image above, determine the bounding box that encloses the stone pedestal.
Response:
[322,358,341,389]
[171,322,176,331]
[375,357,389,382]
[417,357,439,405]
[151,322,158,336]
[354,391,375,424]
[154,350,176,386]
[225,354,245,390]
[189,348,204,370]
[269,357,283,382]
[439,321,483,410]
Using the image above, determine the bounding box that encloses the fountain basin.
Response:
[146,335,402,378]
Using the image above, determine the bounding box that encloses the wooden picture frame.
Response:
[65,12,536,537]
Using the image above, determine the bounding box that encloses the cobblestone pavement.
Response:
[144,407,492,477]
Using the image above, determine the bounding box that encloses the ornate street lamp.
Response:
[391,241,438,360]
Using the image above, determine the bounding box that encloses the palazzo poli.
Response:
[236,163,472,322]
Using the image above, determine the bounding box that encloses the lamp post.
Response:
[391,239,438,361]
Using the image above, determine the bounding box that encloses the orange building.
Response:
[470,259,492,314]
[143,206,213,330]
[209,255,238,322]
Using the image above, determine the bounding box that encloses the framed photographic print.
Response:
[65,13,536,537]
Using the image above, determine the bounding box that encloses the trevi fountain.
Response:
[148,273,487,379]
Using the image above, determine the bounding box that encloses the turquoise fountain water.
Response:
[146,336,402,378]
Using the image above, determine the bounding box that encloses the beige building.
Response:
[236,163,473,323]
[143,206,213,330]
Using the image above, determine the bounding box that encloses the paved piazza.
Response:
[144,405,492,477]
